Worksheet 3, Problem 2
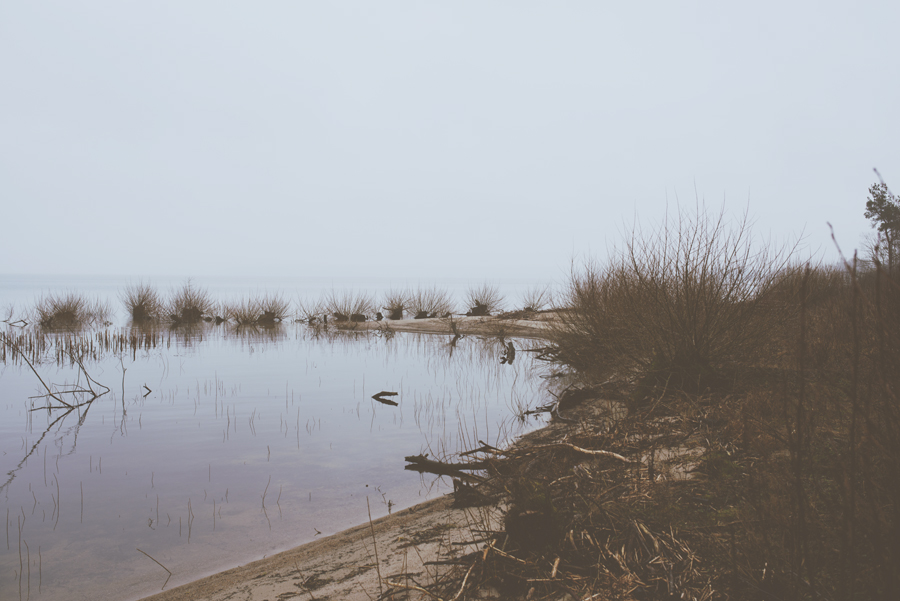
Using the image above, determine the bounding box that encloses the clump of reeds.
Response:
[381,288,410,320]
[227,293,290,325]
[409,286,454,319]
[257,293,290,324]
[166,279,213,324]
[324,290,374,322]
[465,282,504,316]
[519,284,553,312]
[296,297,325,323]
[33,292,111,329]
[225,297,258,325]
[548,205,797,392]
[120,282,162,322]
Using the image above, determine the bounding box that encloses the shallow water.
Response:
[0,278,551,601]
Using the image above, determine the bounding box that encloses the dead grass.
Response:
[518,284,553,313]
[465,283,504,316]
[416,209,899,600]
[548,206,799,394]
[225,293,290,325]
[410,286,454,319]
[296,297,325,324]
[381,288,410,320]
[324,290,374,322]
[121,282,162,322]
[165,279,214,324]
[34,292,111,329]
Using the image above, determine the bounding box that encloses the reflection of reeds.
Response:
[166,279,213,323]
[34,292,111,329]
[410,286,454,319]
[381,288,410,320]
[324,290,374,322]
[121,282,162,322]
[465,283,504,316]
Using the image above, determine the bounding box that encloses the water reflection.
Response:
[0,322,549,601]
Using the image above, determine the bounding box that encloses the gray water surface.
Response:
[1,320,549,601]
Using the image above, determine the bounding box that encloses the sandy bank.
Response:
[140,495,501,601]
[334,313,556,339]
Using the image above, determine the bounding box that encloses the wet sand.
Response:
[140,495,499,601]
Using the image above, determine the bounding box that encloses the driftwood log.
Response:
[403,454,489,477]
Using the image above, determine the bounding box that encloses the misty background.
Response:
[1,2,898,282]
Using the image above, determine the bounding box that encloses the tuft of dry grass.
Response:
[226,293,290,325]
[409,286,454,319]
[165,279,213,324]
[120,282,162,322]
[381,288,410,320]
[324,290,374,322]
[296,297,325,323]
[518,284,553,312]
[465,283,504,316]
[34,292,111,329]
[548,205,798,393]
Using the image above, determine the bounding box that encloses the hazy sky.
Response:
[2,2,898,281]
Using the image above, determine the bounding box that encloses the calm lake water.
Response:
[0,276,552,601]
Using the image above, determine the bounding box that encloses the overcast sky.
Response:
[1,2,898,281]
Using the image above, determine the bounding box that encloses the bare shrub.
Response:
[224,293,289,325]
[519,284,553,312]
[257,293,290,324]
[120,282,162,322]
[225,297,259,325]
[296,297,325,323]
[166,279,213,323]
[409,286,454,319]
[324,290,374,322]
[381,288,410,320]
[549,206,798,392]
[465,282,504,316]
[34,292,111,329]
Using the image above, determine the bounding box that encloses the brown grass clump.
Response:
[409,286,454,319]
[518,284,553,312]
[120,282,162,322]
[226,293,290,325]
[324,290,374,322]
[165,279,214,324]
[296,297,325,324]
[381,288,410,320]
[548,206,798,393]
[34,292,111,329]
[465,282,504,316]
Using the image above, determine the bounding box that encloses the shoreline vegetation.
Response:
[4,201,900,599]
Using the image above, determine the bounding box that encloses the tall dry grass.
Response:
[549,206,798,392]
[225,293,290,325]
[381,288,410,320]
[465,282,505,316]
[324,290,374,322]
[518,284,553,312]
[409,286,454,319]
[166,279,214,323]
[120,282,162,322]
[34,292,111,329]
